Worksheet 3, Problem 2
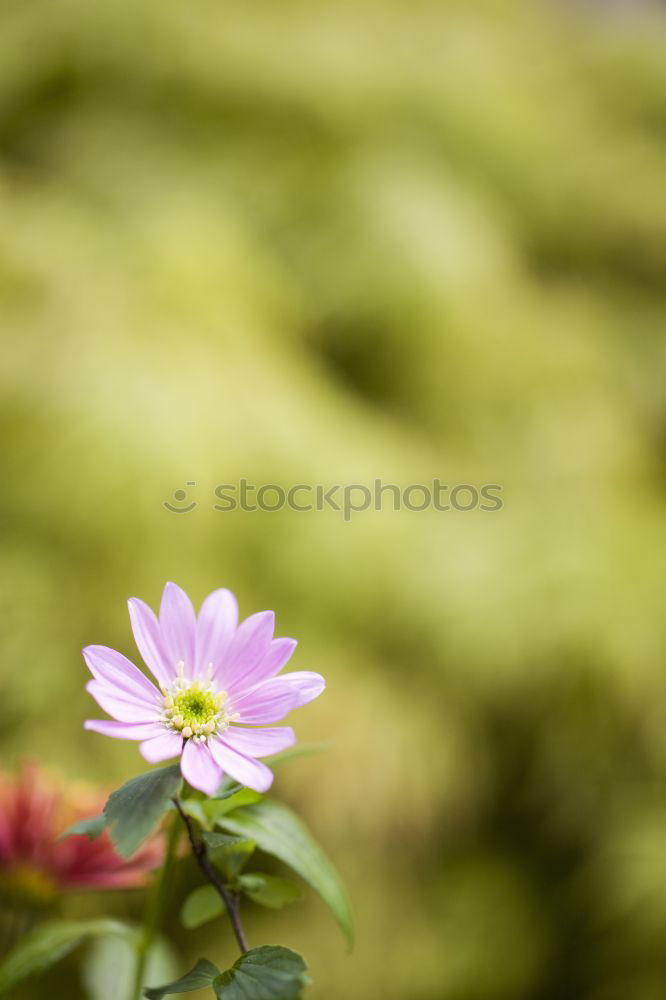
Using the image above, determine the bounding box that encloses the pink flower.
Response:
[0,760,162,901]
[84,584,325,796]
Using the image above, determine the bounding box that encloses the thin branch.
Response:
[172,797,249,954]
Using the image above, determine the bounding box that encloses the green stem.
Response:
[172,797,249,953]
[131,812,180,1000]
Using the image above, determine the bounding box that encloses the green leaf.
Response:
[176,791,262,833]
[202,831,256,877]
[239,874,304,909]
[144,958,221,999]
[0,919,131,995]
[211,779,245,800]
[177,798,209,828]
[218,799,353,946]
[209,787,263,812]
[104,764,182,859]
[180,885,224,929]
[82,933,179,1000]
[178,792,263,832]
[59,813,106,841]
[213,946,309,1000]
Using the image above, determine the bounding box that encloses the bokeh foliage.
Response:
[1,0,665,997]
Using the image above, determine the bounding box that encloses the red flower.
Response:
[0,760,161,904]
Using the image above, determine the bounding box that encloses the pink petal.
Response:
[218,611,274,689]
[230,677,301,724]
[209,738,274,793]
[128,597,173,686]
[223,726,295,758]
[160,583,197,679]
[83,646,160,710]
[86,680,158,723]
[226,638,297,696]
[196,588,238,676]
[84,720,163,740]
[139,730,183,764]
[279,671,326,706]
[180,739,223,796]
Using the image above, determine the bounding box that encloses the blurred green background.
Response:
[1,0,666,997]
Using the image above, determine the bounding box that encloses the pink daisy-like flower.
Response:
[84,584,324,797]
[0,760,162,900]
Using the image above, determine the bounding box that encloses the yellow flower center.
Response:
[160,664,238,743]
[0,865,59,905]
[173,688,220,728]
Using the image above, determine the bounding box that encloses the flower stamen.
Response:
[160,677,232,743]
